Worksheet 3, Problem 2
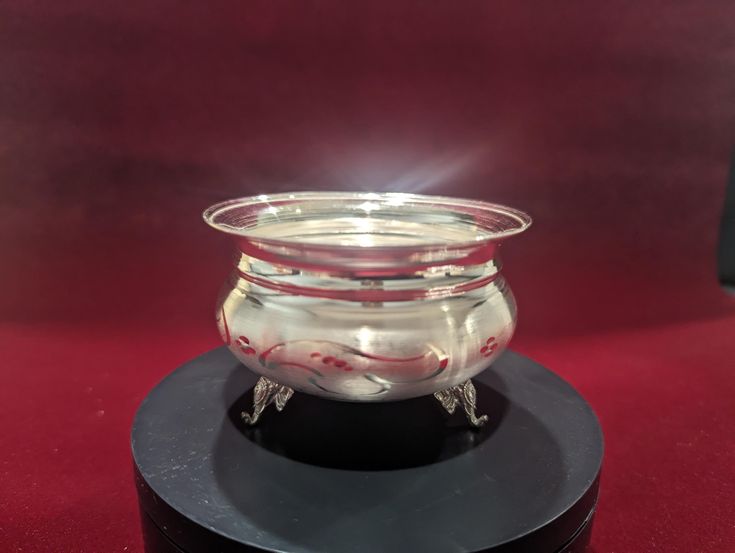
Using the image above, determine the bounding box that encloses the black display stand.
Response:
[132,347,603,553]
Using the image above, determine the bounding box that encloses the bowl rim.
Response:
[203,191,532,250]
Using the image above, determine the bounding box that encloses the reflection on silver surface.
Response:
[206,192,530,411]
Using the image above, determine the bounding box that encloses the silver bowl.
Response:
[204,191,531,426]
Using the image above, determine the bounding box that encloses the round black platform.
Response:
[132,347,603,553]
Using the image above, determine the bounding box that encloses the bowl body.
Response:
[205,191,530,401]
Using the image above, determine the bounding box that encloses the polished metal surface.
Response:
[241,376,294,426]
[434,379,489,427]
[206,192,530,404]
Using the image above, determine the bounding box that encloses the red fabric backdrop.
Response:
[1,2,734,551]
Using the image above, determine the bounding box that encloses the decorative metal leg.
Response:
[242,376,294,426]
[434,379,488,428]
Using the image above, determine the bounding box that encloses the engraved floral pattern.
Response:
[220,309,451,398]
[236,335,256,355]
[310,352,354,371]
[480,337,498,357]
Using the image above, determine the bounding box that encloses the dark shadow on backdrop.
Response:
[719,149,735,292]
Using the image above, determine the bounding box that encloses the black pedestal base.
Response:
[132,348,603,553]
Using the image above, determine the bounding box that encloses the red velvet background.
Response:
[1,2,734,551]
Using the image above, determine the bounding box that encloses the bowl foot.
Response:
[241,376,294,425]
[434,379,489,428]
[243,376,488,429]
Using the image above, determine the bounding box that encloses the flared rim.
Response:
[203,191,532,250]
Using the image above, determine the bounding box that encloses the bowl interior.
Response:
[204,192,531,250]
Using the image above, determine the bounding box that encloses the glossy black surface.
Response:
[133,347,603,553]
